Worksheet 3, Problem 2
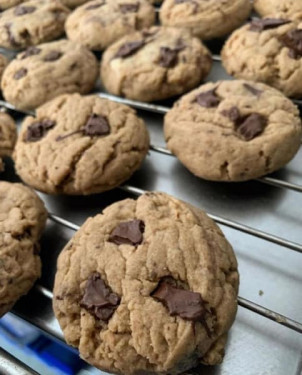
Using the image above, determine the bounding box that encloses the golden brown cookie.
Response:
[0,112,17,172]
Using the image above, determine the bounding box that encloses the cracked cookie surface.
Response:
[101,26,212,102]
[254,0,302,20]
[65,0,155,51]
[0,0,70,50]
[0,112,17,172]
[164,80,302,181]
[0,181,47,317]
[1,39,98,110]
[53,192,239,374]
[160,0,251,40]
[221,17,302,98]
[13,93,150,194]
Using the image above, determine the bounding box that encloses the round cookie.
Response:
[65,0,155,51]
[160,0,252,40]
[1,40,98,110]
[101,26,212,102]
[53,192,239,374]
[221,17,302,98]
[13,93,150,194]
[164,80,302,181]
[0,0,70,50]
[0,53,8,81]
[254,0,302,20]
[0,181,47,317]
[0,112,17,172]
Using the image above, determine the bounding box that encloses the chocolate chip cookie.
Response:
[13,93,149,194]
[0,181,47,317]
[1,40,98,110]
[53,191,239,374]
[101,26,212,102]
[221,17,302,98]
[0,53,8,81]
[0,112,17,172]
[164,80,302,181]
[0,0,70,50]
[160,0,252,40]
[65,0,155,51]
[254,0,302,20]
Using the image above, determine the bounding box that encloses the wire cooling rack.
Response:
[1,25,302,375]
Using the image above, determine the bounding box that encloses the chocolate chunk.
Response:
[4,23,19,47]
[109,220,145,246]
[152,280,207,321]
[24,119,56,142]
[249,18,290,32]
[83,114,110,136]
[43,50,62,62]
[281,29,302,59]
[119,3,139,13]
[114,40,144,58]
[14,5,36,16]
[158,43,185,68]
[237,113,267,141]
[20,46,41,59]
[14,67,27,80]
[221,106,241,122]
[195,88,220,108]
[80,272,120,321]
[243,83,263,96]
[85,1,105,9]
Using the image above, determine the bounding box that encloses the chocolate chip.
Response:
[114,40,144,58]
[243,83,263,96]
[109,220,145,246]
[24,119,56,142]
[20,46,41,59]
[281,29,302,59]
[195,88,220,108]
[249,18,290,32]
[43,50,62,62]
[80,272,120,321]
[119,3,139,13]
[85,1,105,9]
[83,114,110,136]
[4,23,19,47]
[152,279,207,321]
[158,42,185,68]
[237,113,267,141]
[221,106,241,122]
[14,5,36,16]
[14,67,27,80]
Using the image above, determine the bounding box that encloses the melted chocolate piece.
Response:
[24,119,56,142]
[14,67,27,80]
[195,88,220,108]
[119,3,139,13]
[109,220,145,245]
[158,42,185,68]
[152,279,207,321]
[243,83,263,96]
[249,18,290,32]
[80,272,120,321]
[237,113,267,141]
[43,50,62,62]
[14,5,36,16]
[85,1,105,9]
[221,106,241,122]
[281,29,302,59]
[20,46,41,59]
[83,114,110,136]
[114,40,144,58]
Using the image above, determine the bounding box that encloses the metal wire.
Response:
[44,213,302,334]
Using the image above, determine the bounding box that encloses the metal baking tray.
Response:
[0,36,302,375]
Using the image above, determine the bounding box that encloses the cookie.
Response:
[60,0,92,9]
[0,181,47,317]
[13,93,150,194]
[65,0,155,51]
[221,17,302,98]
[164,80,302,181]
[1,40,98,110]
[0,53,8,81]
[254,0,302,20]
[101,26,212,102]
[53,191,239,374]
[0,0,70,50]
[0,112,17,172]
[160,0,252,40]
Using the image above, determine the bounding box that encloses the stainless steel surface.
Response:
[0,45,301,375]
[0,348,39,375]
